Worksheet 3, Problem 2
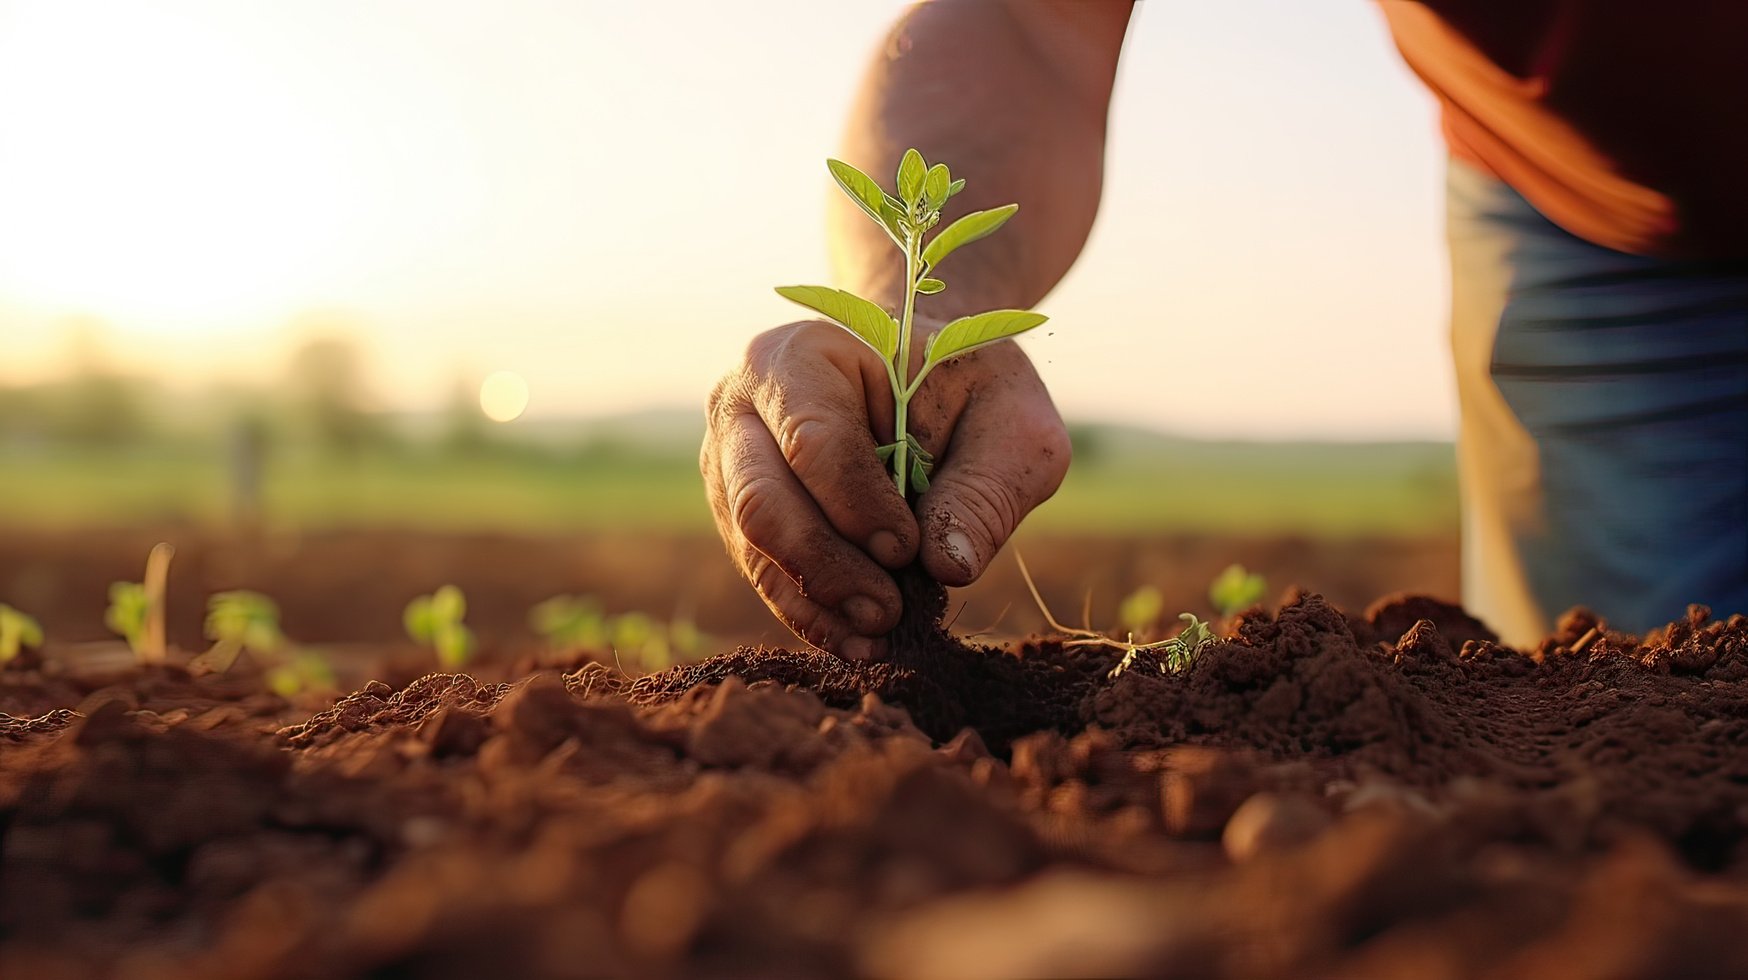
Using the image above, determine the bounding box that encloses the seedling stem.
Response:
[777,150,1046,497]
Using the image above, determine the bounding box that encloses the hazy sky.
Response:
[0,0,1453,439]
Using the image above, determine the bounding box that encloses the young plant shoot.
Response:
[104,543,175,664]
[405,585,476,669]
[1209,564,1268,617]
[203,590,287,670]
[1015,553,1214,679]
[530,595,707,670]
[0,604,44,664]
[776,149,1047,496]
[105,582,150,657]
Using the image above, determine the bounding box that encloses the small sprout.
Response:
[266,652,336,699]
[405,585,476,669]
[530,595,609,652]
[1016,553,1214,679]
[1117,585,1165,638]
[531,594,707,670]
[1209,564,1268,616]
[203,591,286,670]
[105,582,150,655]
[104,543,175,663]
[193,591,331,695]
[779,150,1047,497]
[1163,614,1214,672]
[0,604,44,664]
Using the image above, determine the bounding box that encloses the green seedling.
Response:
[1108,613,1213,677]
[777,149,1047,495]
[105,582,149,655]
[1117,585,1165,638]
[530,595,708,670]
[105,542,174,663]
[529,595,609,651]
[266,653,336,700]
[196,590,332,696]
[203,590,286,670]
[1209,563,1268,616]
[1016,553,1214,679]
[405,585,475,669]
[0,604,44,664]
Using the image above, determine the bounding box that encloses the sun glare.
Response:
[479,371,530,423]
[0,5,359,329]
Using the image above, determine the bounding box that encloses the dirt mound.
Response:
[630,583,1748,866]
[2,588,1746,978]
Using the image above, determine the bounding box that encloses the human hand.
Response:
[702,317,1069,660]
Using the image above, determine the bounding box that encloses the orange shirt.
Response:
[1381,1,1748,258]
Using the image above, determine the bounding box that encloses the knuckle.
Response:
[945,470,1025,544]
[728,475,787,548]
[747,321,829,372]
[775,414,842,477]
[705,372,748,434]
[743,328,786,369]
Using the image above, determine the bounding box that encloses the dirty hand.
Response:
[702,318,1070,661]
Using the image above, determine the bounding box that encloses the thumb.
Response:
[915,404,1071,587]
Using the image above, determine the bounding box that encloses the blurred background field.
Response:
[0,406,1456,538]
[0,339,1458,655]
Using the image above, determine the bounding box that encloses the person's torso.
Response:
[1381,0,1748,258]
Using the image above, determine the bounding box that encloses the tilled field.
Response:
[1,585,1745,978]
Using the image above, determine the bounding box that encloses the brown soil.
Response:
[2,579,1745,978]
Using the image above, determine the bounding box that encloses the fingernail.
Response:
[840,635,882,662]
[869,529,902,565]
[841,595,884,631]
[944,531,978,573]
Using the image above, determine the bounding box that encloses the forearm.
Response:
[831,0,1133,319]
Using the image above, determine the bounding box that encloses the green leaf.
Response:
[774,285,899,360]
[432,585,466,625]
[915,277,945,295]
[921,204,1017,270]
[947,178,966,197]
[903,432,933,465]
[267,664,303,698]
[874,442,898,462]
[436,625,475,669]
[924,309,1049,366]
[1118,586,1164,636]
[923,163,950,208]
[909,455,931,493]
[403,596,435,643]
[1174,613,1213,657]
[896,148,926,206]
[205,591,282,652]
[105,582,148,652]
[826,159,902,238]
[1209,564,1268,615]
